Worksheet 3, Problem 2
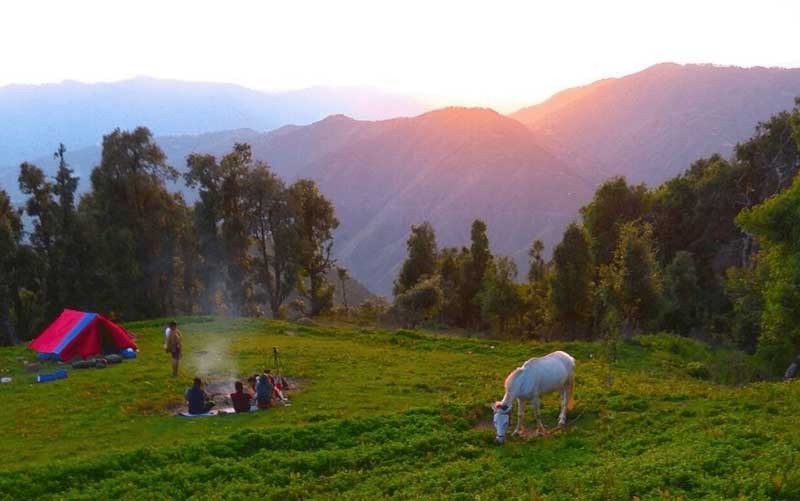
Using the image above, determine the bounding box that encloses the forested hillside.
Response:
[389,99,800,377]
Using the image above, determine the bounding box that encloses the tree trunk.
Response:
[0,296,18,346]
[784,353,800,380]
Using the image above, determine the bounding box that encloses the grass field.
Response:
[0,317,798,499]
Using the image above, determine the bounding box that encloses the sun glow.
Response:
[1,0,799,111]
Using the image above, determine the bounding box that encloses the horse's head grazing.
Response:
[492,402,511,444]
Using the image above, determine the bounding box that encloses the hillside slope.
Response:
[512,63,800,185]
[0,318,797,498]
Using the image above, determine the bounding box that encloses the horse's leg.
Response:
[533,395,547,435]
[512,398,526,436]
[558,387,568,427]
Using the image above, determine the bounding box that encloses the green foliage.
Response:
[550,222,594,338]
[724,258,766,352]
[393,274,444,328]
[290,179,339,316]
[527,238,546,284]
[478,256,524,335]
[394,222,438,296]
[580,177,650,266]
[0,189,22,345]
[738,172,800,375]
[245,164,298,318]
[602,221,663,333]
[461,219,493,328]
[661,251,702,336]
[81,126,192,319]
[436,246,469,326]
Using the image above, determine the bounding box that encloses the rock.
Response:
[105,354,123,364]
[24,362,41,373]
[294,317,316,327]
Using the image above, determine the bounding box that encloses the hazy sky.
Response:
[2,0,799,111]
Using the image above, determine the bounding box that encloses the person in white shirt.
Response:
[164,321,177,351]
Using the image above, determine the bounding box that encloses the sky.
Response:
[1,0,799,111]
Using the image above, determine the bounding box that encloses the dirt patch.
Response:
[472,419,495,431]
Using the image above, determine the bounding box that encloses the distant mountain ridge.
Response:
[0,76,428,166]
[512,63,800,186]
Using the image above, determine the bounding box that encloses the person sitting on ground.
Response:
[185,377,215,415]
[266,369,291,402]
[247,374,258,394]
[230,381,252,413]
[165,322,182,377]
[255,374,273,409]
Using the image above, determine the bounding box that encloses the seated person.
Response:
[255,374,274,409]
[185,377,215,414]
[247,374,259,394]
[264,369,287,402]
[230,381,252,413]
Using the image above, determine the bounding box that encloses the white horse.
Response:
[493,350,576,443]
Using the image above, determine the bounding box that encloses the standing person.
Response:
[165,322,182,377]
[164,321,177,351]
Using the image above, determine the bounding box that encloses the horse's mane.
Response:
[504,367,523,389]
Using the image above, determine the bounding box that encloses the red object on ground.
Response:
[29,309,137,361]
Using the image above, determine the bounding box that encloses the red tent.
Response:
[29,309,137,361]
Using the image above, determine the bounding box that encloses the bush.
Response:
[686,361,711,380]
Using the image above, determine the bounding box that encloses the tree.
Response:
[601,221,663,336]
[219,144,256,316]
[17,157,86,319]
[437,246,470,326]
[185,153,226,314]
[81,126,189,319]
[527,239,546,284]
[244,164,298,318]
[289,179,339,316]
[50,144,86,311]
[185,144,256,316]
[478,256,525,335]
[550,222,594,338]
[0,190,21,345]
[523,239,550,337]
[661,251,701,336]
[394,275,444,329]
[461,219,493,328]
[724,257,766,353]
[336,266,350,312]
[737,171,800,375]
[581,177,650,266]
[394,222,438,296]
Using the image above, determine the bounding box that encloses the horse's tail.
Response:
[566,373,576,412]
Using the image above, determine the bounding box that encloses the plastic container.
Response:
[121,348,137,359]
[36,369,68,383]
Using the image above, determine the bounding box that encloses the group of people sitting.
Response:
[184,370,289,415]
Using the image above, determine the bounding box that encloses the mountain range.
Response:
[3,63,800,296]
[512,63,800,185]
[0,77,428,166]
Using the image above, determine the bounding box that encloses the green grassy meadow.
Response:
[0,317,798,499]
